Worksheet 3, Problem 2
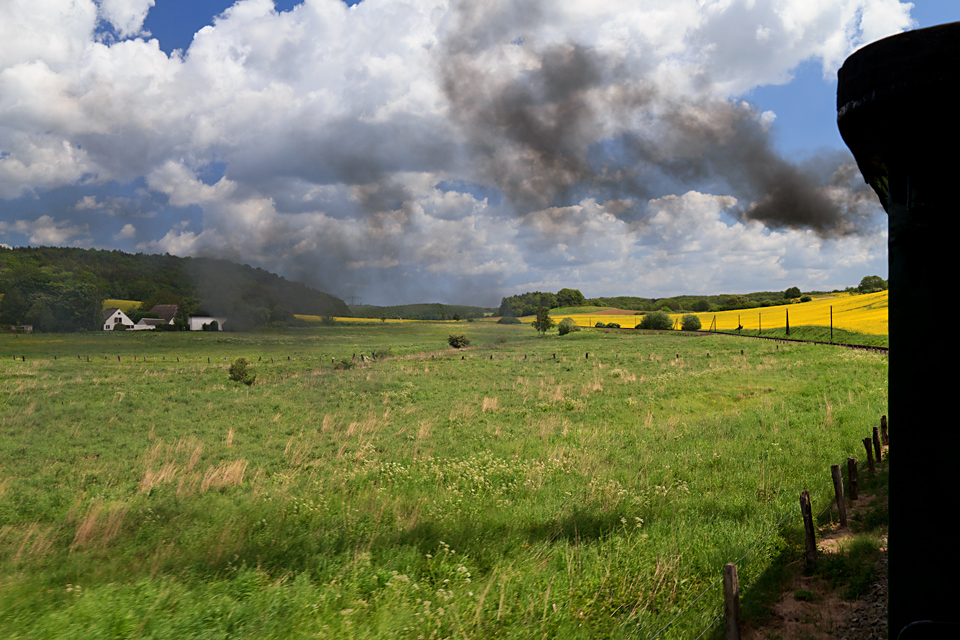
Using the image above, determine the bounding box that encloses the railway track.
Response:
[704,330,888,353]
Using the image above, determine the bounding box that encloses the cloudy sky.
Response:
[0,1,955,305]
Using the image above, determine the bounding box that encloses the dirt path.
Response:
[745,471,888,640]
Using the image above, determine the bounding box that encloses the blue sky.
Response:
[1,1,957,305]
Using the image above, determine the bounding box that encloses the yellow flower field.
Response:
[102,299,142,313]
[552,290,888,335]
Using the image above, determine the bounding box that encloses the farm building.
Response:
[102,308,134,331]
[149,305,179,324]
[189,316,227,331]
[132,304,177,330]
[132,317,168,331]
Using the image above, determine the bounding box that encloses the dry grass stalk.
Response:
[417,420,432,440]
[449,403,475,422]
[140,461,178,493]
[201,459,248,492]
[71,502,102,549]
[225,428,235,447]
[187,443,203,471]
[482,397,499,412]
[12,523,58,564]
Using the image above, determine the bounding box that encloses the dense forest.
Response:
[0,247,350,332]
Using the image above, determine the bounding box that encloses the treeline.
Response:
[0,247,350,332]
[351,303,493,321]
[498,289,586,317]
[500,277,887,316]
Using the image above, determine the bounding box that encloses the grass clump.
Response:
[819,535,883,600]
[333,357,355,370]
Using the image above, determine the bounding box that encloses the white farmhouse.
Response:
[102,308,134,331]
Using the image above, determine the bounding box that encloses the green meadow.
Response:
[0,323,887,638]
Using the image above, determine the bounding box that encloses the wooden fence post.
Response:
[880,415,889,446]
[863,437,875,473]
[800,490,817,572]
[873,427,882,463]
[848,458,858,501]
[831,465,848,527]
[723,563,741,640]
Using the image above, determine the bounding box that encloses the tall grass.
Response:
[0,324,886,638]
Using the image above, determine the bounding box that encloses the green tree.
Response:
[858,275,887,292]
[556,288,586,308]
[784,286,801,299]
[532,307,555,337]
[638,311,673,330]
[681,314,702,331]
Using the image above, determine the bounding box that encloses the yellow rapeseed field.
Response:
[552,291,888,335]
[102,299,142,313]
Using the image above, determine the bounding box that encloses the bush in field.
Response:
[320,316,337,326]
[497,316,521,324]
[448,334,470,349]
[558,318,580,336]
[333,358,355,370]
[800,295,812,303]
[681,314,702,331]
[594,322,606,328]
[606,322,620,329]
[639,311,673,330]
[228,358,256,386]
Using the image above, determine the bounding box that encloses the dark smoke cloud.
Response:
[438,1,879,237]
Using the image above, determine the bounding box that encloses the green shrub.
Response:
[681,314,702,331]
[320,316,337,326]
[606,322,620,329]
[594,322,606,328]
[228,358,256,386]
[800,295,812,303]
[448,334,470,349]
[497,316,521,324]
[638,311,673,330]
[333,358,355,370]
[558,318,580,336]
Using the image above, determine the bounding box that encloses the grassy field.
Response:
[0,323,887,638]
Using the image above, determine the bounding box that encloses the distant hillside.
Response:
[350,303,493,321]
[0,247,350,332]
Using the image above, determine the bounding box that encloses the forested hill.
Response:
[0,247,350,332]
